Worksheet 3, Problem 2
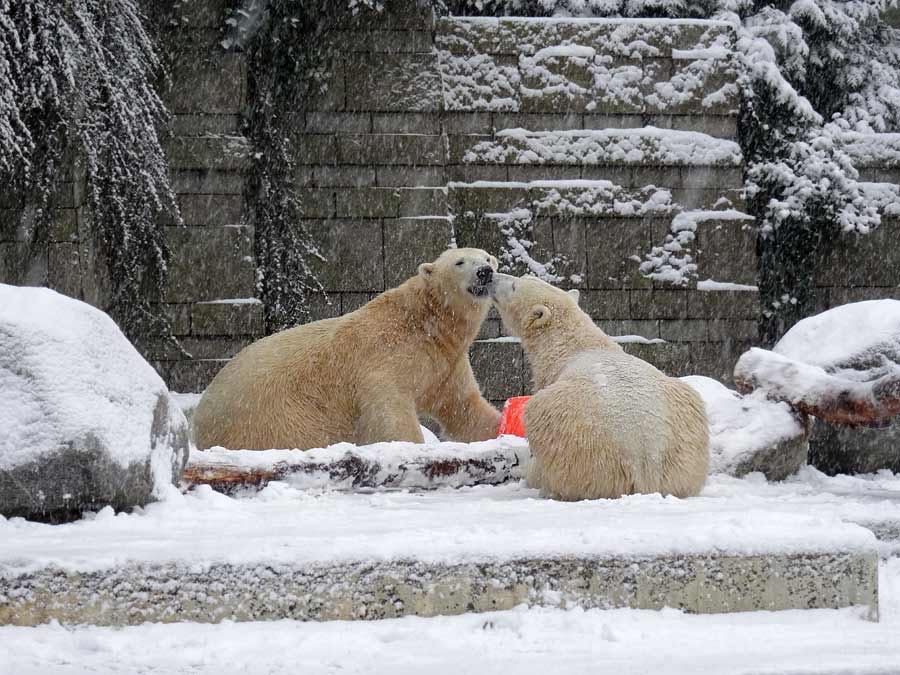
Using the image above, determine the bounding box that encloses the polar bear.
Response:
[491,274,709,500]
[193,249,501,451]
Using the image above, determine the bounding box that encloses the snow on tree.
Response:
[444,0,900,342]
[227,0,390,333]
[0,0,179,340]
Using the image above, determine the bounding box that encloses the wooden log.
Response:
[734,347,900,427]
[182,437,531,495]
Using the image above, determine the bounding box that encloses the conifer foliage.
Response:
[0,0,178,339]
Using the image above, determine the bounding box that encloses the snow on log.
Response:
[734,300,900,427]
[772,300,900,379]
[183,437,531,495]
[734,348,900,427]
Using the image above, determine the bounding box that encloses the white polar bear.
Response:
[491,274,709,500]
[193,249,501,451]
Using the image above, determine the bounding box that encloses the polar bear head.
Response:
[490,273,584,339]
[418,248,499,305]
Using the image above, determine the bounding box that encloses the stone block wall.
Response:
[147,2,262,391]
[1,1,898,405]
[289,11,759,402]
[0,167,90,301]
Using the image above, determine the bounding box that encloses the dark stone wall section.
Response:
[1,1,897,402]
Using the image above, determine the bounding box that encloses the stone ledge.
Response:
[152,359,227,393]
[471,335,707,389]
[0,551,877,626]
[436,17,734,59]
[191,300,264,337]
[165,136,252,172]
[472,339,527,400]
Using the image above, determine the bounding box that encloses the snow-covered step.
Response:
[450,178,678,218]
[0,481,879,626]
[437,17,735,59]
[437,17,739,119]
[459,128,741,168]
[449,128,743,195]
[859,181,900,220]
[842,133,900,178]
[843,134,900,225]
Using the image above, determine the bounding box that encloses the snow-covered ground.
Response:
[2,592,900,675]
[1,468,890,575]
[3,468,900,673]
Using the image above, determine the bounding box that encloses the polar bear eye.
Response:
[456,260,465,266]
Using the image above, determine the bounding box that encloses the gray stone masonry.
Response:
[0,551,878,626]
[1,1,897,399]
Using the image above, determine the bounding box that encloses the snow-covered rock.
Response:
[0,285,190,521]
[171,392,202,424]
[736,300,900,475]
[773,299,900,381]
[682,376,808,480]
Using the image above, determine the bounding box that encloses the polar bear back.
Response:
[525,347,709,500]
[566,349,669,485]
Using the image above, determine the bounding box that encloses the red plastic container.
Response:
[497,396,531,437]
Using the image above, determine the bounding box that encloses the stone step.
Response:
[437,17,735,60]
[436,17,739,117]
[0,484,878,626]
[454,128,742,169]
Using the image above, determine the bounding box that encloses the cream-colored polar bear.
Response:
[491,274,709,500]
[193,249,501,450]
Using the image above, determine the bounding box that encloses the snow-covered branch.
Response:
[0,0,178,338]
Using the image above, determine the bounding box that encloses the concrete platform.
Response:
[0,480,881,626]
[1,551,877,626]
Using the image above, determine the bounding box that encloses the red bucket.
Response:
[497,396,531,437]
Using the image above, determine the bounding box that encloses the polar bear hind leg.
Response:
[660,378,710,497]
[524,379,635,501]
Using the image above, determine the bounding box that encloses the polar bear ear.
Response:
[567,289,580,305]
[528,304,552,329]
[489,255,498,269]
[418,262,435,279]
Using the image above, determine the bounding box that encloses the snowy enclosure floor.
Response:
[2,470,900,671]
[1,469,892,575]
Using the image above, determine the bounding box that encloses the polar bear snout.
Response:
[489,273,517,302]
[467,264,496,297]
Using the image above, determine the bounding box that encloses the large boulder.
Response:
[682,376,809,480]
[809,419,900,475]
[773,299,900,381]
[0,285,190,522]
[766,300,900,475]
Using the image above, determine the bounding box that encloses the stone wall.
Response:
[1,1,898,404]
[256,10,757,400]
